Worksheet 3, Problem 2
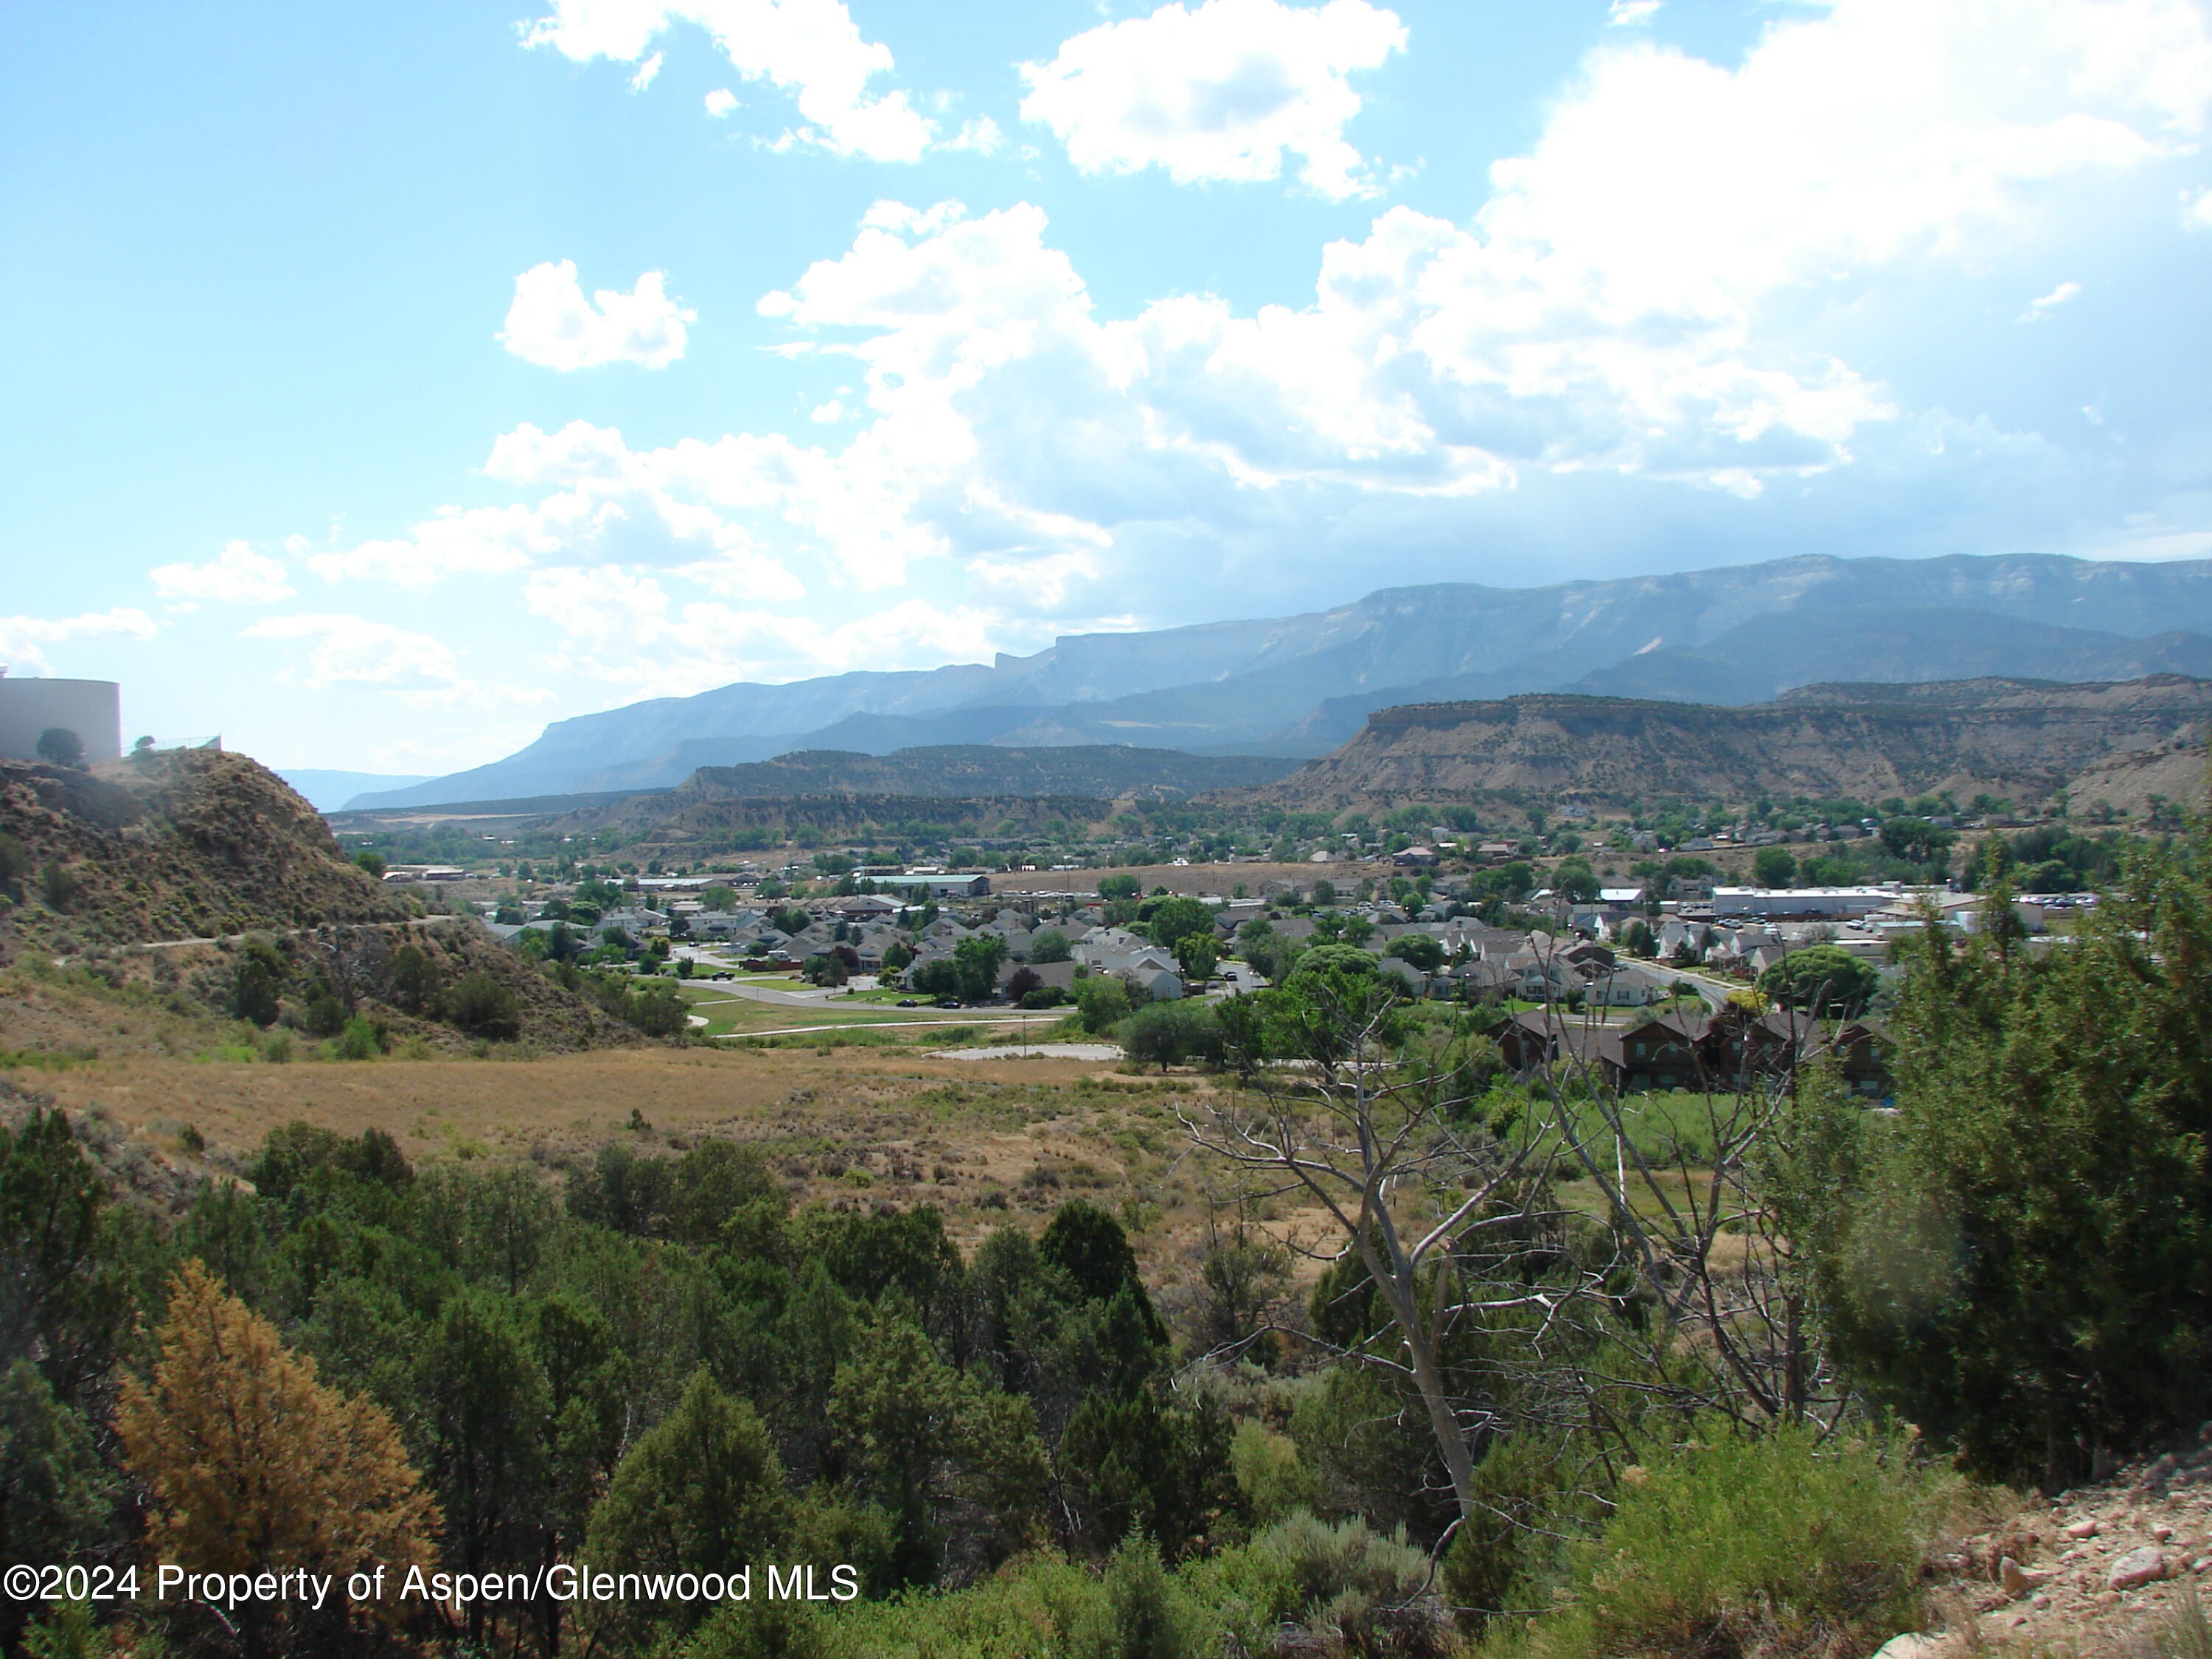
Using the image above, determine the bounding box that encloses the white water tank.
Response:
[0,676,122,763]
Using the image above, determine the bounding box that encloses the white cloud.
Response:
[499,261,694,370]
[2022,279,2083,319]
[246,613,462,689]
[945,116,1004,155]
[629,51,663,90]
[243,613,549,709]
[149,541,295,606]
[524,0,935,162]
[1020,0,1407,200]
[2187,187,2212,226]
[705,87,739,116]
[1607,0,1661,25]
[290,0,2212,698]
[858,198,967,237]
[520,565,1004,694]
[0,609,158,677]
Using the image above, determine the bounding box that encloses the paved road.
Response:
[681,967,888,1008]
[936,1042,1123,1060]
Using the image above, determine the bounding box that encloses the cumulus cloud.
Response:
[944,116,1004,155]
[1019,0,1406,200]
[2187,187,2212,226]
[520,565,1003,695]
[1607,1,1661,25]
[705,87,739,116]
[0,609,157,677]
[524,0,934,162]
[499,261,694,370]
[305,0,2212,695]
[2022,280,2083,319]
[244,614,548,709]
[149,541,296,606]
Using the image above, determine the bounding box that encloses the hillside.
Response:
[0,749,417,950]
[1225,675,2212,811]
[350,551,2212,806]
[542,788,1119,855]
[678,743,1296,801]
[0,751,635,1052]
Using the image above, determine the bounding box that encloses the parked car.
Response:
[935,997,963,1009]
[896,998,918,1007]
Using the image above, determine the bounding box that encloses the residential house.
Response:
[836,894,902,921]
[1000,959,1079,998]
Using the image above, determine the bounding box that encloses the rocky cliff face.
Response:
[1227,678,2212,810]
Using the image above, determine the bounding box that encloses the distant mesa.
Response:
[1222,676,2212,815]
[345,552,2212,813]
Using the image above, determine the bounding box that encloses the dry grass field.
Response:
[0,962,1360,1310]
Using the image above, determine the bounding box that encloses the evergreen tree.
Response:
[117,1263,439,1656]
[1786,834,2212,1486]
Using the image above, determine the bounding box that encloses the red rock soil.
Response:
[1900,1436,2212,1658]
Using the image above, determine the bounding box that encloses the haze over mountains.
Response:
[350,553,2212,810]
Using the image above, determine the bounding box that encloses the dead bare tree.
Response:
[1182,967,1604,1531]
[308,922,389,1016]
[1516,990,1849,1430]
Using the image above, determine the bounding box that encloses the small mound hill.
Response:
[0,751,636,1054]
[0,749,414,952]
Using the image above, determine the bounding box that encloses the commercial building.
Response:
[1710,886,1899,919]
[872,873,993,900]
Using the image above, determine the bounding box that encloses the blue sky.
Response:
[4,0,2211,773]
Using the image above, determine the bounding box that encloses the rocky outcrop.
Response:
[1219,678,2212,812]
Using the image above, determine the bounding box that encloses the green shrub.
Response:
[627,982,689,1038]
[1528,1424,1936,1659]
[1443,1432,1565,1629]
[443,970,522,1040]
[0,832,29,891]
[1073,975,1132,1033]
[1077,1534,1200,1659]
[1237,1513,1452,1658]
[330,1017,381,1061]
[681,1600,829,1659]
[38,860,77,912]
[1119,1001,1221,1072]
[1231,1421,1316,1528]
[229,948,283,1028]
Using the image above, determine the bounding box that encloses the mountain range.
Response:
[347,552,2212,810]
